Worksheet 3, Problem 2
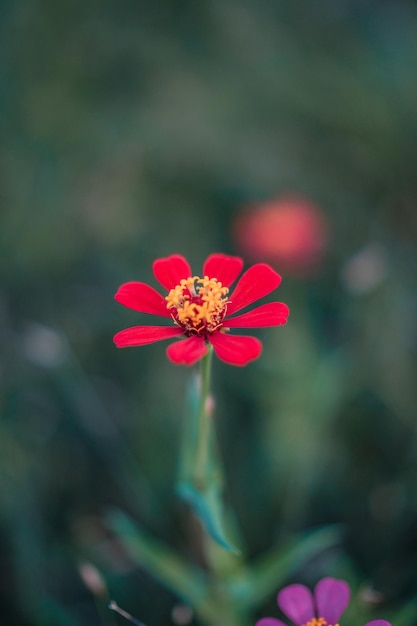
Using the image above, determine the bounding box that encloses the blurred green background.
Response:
[1,0,417,624]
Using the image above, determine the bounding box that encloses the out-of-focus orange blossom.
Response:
[233,194,329,275]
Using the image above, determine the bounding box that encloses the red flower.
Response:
[234,194,328,275]
[113,253,289,366]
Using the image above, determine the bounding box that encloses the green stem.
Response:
[194,345,213,489]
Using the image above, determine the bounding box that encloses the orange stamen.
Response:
[165,276,229,335]
[302,619,337,626]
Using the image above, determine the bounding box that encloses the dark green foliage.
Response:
[1,1,417,624]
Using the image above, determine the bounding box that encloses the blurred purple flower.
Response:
[256,577,390,626]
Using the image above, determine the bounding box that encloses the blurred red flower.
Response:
[233,195,328,275]
[114,253,289,366]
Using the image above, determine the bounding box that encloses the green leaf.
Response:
[106,510,207,606]
[177,482,239,553]
[176,371,240,553]
[227,525,342,609]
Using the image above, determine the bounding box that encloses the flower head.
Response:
[113,253,289,366]
[256,578,390,626]
[234,194,328,275]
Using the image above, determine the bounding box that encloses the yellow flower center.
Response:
[165,276,229,336]
[303,617,339,626]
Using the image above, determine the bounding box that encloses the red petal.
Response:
[152,255,192,291]
[114,282,170,317]
[225,302,289,328]
[202,253,244,287]
[166,335,208,365]
[227,264,282,315]
[113,326,182,347]
[209,333,261,366]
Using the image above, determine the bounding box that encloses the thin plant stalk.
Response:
[194,346,214,490]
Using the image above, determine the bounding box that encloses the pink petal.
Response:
[113,326,182,347]
[256,619,287,626]
[202,253,244,287]
[209,333,262,366]
[278,584,315,626]
[152,255,192,291]
[364,621,391,626]
[166,335,208,365]
[227,264,282,315]
[314,578,350,625]
[225,302,289,328]
[114,282,170,317]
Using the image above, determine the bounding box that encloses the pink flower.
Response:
[234,195,328,275]
[113,253,289,366]
[256,578,390,626]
